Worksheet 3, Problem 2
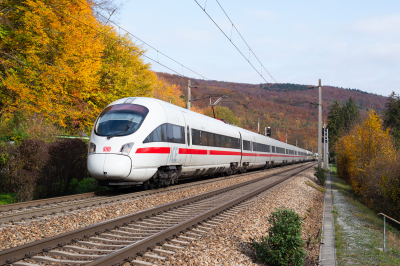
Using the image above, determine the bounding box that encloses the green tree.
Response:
[205,106,242,126]
[327,101,343,153]
[383,91,400,147]
[342,97,360,131]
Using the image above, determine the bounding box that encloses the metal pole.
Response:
[318,79,322,168]
[187,80,191,110]
[327,128,329,169]
[258,118,260,134]
[296,139,298,147]
[324,125,327,170]
[383,216,386,251]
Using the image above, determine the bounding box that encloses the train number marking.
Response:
[170,147,178,162]
[103,146,111,152]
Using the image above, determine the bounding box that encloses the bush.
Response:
[0,139,49,201]
[0,138,90,201]
[314,167,327,186]
[73,178,99,194]
[251,207,306,266]
[38,138,88,198]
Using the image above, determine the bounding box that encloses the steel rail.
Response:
[0,162,314,265]
[89,164,314,266]
[0,190,112,213]
[0,162,311,224]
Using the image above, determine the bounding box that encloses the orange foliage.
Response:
[1,0,104,131]
[152,78,185,107]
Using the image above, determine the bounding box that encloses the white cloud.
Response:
[351,14,400,37]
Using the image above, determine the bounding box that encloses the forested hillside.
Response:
[157,72,387,150]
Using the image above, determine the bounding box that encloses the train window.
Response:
[233,138,239,149]
[272,146,276,153]
[208,132,215,147]
[200,131,207,146]
[95,104,149,137]
[143,124,167,143]
[166,124,185,144]
[187,126,190,146]
[192,129,201,145]
[143,123,185,144]
[215,134,221,147]
[220,135,225,148]
[243,140,251,151]
[252,142,257,151]
[252,142,270,152]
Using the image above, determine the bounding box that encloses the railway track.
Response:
[0,162,315,266]
[0,162,311,225]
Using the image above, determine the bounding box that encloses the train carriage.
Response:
[87,97,312,188]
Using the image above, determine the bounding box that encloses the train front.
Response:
[87,97,164,185]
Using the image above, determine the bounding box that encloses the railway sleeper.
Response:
[143,252,167,261]
[89,236,136,244]
[63,245,115,254]
[31,255,92,264]
[77,240,126,248]
[48,250,103,259]
[131,260,154,266]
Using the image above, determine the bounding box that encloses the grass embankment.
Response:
[330,165,400,265]
[0,193,17,205]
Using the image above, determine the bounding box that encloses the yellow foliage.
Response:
[152,78,185,107]
[0,0,159,134]
[336,110,400,218]
[1,0,105,131]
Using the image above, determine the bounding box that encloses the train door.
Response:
[164,107,186,166]
[182,111,191,166]
[252,135,258,166]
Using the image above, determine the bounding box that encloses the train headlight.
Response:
[89,142,96,154]
[120,142,134,155]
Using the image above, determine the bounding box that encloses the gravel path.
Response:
[0,165,304,251]
[158,167,324,266]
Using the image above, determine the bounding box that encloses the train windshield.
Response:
[95,104,149,137]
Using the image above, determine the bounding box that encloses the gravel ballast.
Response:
[0,164,306,251]
[158,167,324,266]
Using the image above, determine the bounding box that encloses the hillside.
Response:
[156,72,388,150]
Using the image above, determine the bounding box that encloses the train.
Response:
[87,97,313,189]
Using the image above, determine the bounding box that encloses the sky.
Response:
[115,0,400,97]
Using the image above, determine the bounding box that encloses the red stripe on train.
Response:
[136,147,170,154]
[209,150,241,156]
[179,148,208,155]
[242,153,257,156]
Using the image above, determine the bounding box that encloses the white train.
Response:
[87,97,313,188]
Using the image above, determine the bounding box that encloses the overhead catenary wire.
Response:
[194,0,277,84]
[80,0,207,80]
[51,1,208,80]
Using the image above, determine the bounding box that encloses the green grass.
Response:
[0,193,17,205]
[329,164,337,175]
[305,180,326,193]
[330,167,400,265]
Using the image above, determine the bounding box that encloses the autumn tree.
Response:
[0,0,161,134]
[152,78,185,107]
[0,0,106,132]
[336,110,400,220]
